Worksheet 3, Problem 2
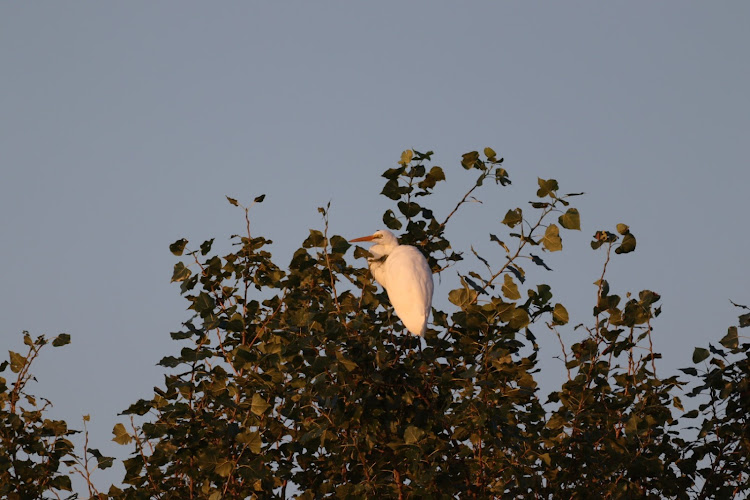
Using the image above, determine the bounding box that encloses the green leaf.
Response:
[397,201,421,218]
[336,351,358,372]
[448,287,478,308]
[692,347,710,364]
[52,333,71,347]
[171,262,192,283]
[502,274,521,300]
[719,326,739,349]
[254,194,266,203]
[502,208,523,228]
[380,179,403,200]
[616,223,629,235]
[483,147,496,159]
[537,178,559,198]
[112,423,132,445]
[553,303,569,325]
[303,229,326,248]
[542,224,562,252]
[404,426,424,445]
[237,430,262,454]
[169,238,188,256]
[215,461,233,477]
[418,166,446,189]
[200,239,214,256]
[508,307,530,330]
[9,351,24,373]
[382,209,403,230]
[615,233,636,254]
[251,394,270,416]
[226,196,239,206]
[192,292,215,315]
[558,208,581,230]
[428,165,445,182]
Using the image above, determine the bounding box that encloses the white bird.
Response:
[350,229,434,336]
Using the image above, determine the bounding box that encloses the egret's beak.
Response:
[349,234,376,243]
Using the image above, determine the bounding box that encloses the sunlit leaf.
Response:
[537,178,559,198]
[553,303,569,325]
[719,326,738,349]
[251,394,270,416]
[542,224,562,252]
[558,208,581,230]
[112,423,132,445]
[502,274,521,300]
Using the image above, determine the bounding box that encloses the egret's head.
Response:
[350,229,398,244]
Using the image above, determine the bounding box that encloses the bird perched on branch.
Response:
[350,229,433,336]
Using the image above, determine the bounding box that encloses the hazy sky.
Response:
[2,2,748,493]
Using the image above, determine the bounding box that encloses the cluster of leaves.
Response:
[2,149,748,498]
[0,333,76,498]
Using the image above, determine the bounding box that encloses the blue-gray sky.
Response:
[2,2,748,493]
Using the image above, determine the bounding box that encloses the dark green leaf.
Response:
[200,239,214,256]
[615,233,636,254]
[502,208,523,228]
[52,333,71,347]
[254,194,266,203]
[171,262,191,283]
[169,238,188,256]
[383,209,403,230]
[692,347,710,364]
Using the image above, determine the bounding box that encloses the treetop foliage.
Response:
[2,149,748,499]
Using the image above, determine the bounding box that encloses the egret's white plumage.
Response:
[350,230,433,336]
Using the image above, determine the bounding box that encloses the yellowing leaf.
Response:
[502,274,521,300]
[404,426,424,445]
[558,208,581,230]
[251,394,270,416]
[9,351,25,374]
[112,423,132,445]
[237,430,263,454]
[542,224,562,252]
[537,178,559,198]
[399,149,414,165]
[553,303,569,325]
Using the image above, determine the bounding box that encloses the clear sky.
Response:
[2,2,748,493]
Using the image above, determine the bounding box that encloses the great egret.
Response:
[350,229,433,336]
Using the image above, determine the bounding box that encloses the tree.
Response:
[1,149,748,498]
